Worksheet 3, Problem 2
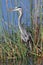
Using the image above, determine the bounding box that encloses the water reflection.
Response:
[0,58,33,65]
[0,58,43,65]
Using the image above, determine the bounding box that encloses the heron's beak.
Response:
[8,7,22,12]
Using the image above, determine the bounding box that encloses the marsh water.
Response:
[0,58,43,65]
[0,56,33,65]
[0,60,32,65]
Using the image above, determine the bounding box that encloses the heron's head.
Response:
[9,7,23,16]
[9,7,22,13]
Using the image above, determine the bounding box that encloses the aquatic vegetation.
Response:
[0,0,43,65]
[0,19,43,65]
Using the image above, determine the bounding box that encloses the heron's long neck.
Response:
[18,12,23,33]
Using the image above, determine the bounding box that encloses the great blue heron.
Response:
[8,7,33,50]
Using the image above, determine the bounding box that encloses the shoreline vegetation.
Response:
[0,0,43,65]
